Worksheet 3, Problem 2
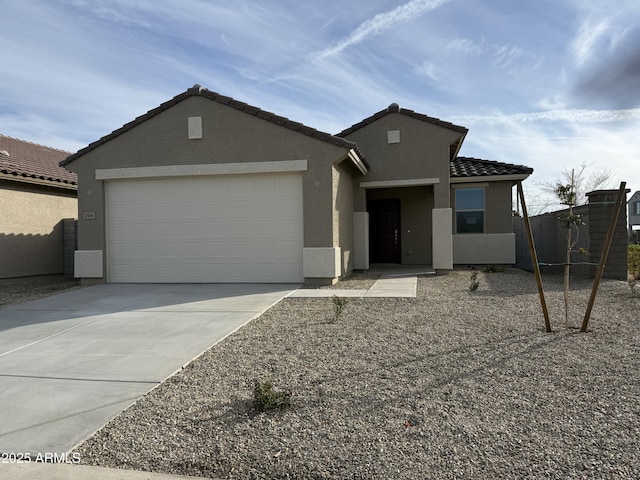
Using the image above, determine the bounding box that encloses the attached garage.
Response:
[106,173,303,283]
[62,85,368,286]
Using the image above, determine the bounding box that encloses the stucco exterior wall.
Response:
[65,95,351,281]
[333,161,358,275]
[0,180,77,278]
[344,113,461,211]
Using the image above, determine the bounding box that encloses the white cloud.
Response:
[456,108,640,212]
[452,108,640,125]
[312,0,451,60]
[493,45,524,68]
[417,62,439,81]
[568,0,640,66]
[447,38,484,55]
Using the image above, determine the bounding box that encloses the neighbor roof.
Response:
[62,85,368,168]
[451,157,533,178]
[0,134,76,189]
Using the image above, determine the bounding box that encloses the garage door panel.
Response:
[106,174,303,283]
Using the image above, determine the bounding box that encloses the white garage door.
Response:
[106,173,303,283]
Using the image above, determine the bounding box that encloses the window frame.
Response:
[634,201,640,216]
[455,186,485,234]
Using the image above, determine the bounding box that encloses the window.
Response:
[456,187,484,233]
[634,201,640,216]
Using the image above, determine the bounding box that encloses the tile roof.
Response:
[451,156,533,178]
[0,134,77,189]
[62,85,368,168]
[336,103,468,137]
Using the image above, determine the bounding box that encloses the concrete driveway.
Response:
[0,283,297,455]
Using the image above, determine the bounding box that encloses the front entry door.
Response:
[368,199,401,263]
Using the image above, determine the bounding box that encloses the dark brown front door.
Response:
[368,199,401,263]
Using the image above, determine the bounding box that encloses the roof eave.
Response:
[0,172,78,190]
[347,149,368,175]
[450,173,531,183]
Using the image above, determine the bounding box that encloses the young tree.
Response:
[555,170,586,328]
[531,162,615,214]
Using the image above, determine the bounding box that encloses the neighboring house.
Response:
[0,134,77,278]
[61,85,532,285]
[629,190,640,242]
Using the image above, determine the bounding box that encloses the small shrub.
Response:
[483,264,505,273]
[254,381,291,412]
[628,278,638,297]
[469,271,480,291]
[331,295,349,321]
[629,244,640,280]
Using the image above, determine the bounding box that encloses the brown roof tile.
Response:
[336,103,468,137]
[0,134,77,189]
[451,156,533,178]
[62,85,367,168]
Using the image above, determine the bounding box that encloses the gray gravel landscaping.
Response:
[0,274,80,307]
[73,269,639,479]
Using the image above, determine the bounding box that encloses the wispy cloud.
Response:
[447,38,483,55]
[452,107,640,125]
[312,0,451,60]
[568,0,640,66]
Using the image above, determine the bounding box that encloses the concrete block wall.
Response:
[587,189,629,280]
[63,219,77,279]
[515,189,628,280]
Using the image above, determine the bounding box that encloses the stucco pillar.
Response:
[432,208,453,270]
[353,212,369,270]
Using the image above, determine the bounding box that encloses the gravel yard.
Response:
[0,274,80,307]
[68,269,639,479]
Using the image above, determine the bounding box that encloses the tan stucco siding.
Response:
[0,181,77,278]
[343,113,461,211]
[66,96,350,273]
[332,161,357,275]
[485,181,515,233]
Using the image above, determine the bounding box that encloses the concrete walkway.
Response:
[290,265,434,298]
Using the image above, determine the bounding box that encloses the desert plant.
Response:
[253,381,291,412]
[483,264,505,273]
[331,295,348,321]
[469,271,480,291]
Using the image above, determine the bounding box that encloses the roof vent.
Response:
[387,103,400,113]
[0,150,9,157]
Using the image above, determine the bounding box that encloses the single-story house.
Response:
[61,85,532,285]
[1,134,77,278]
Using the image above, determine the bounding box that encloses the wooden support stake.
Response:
[517,181,551,332]
[581,182,627,332]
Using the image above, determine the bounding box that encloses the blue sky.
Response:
[3,0,639,212]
